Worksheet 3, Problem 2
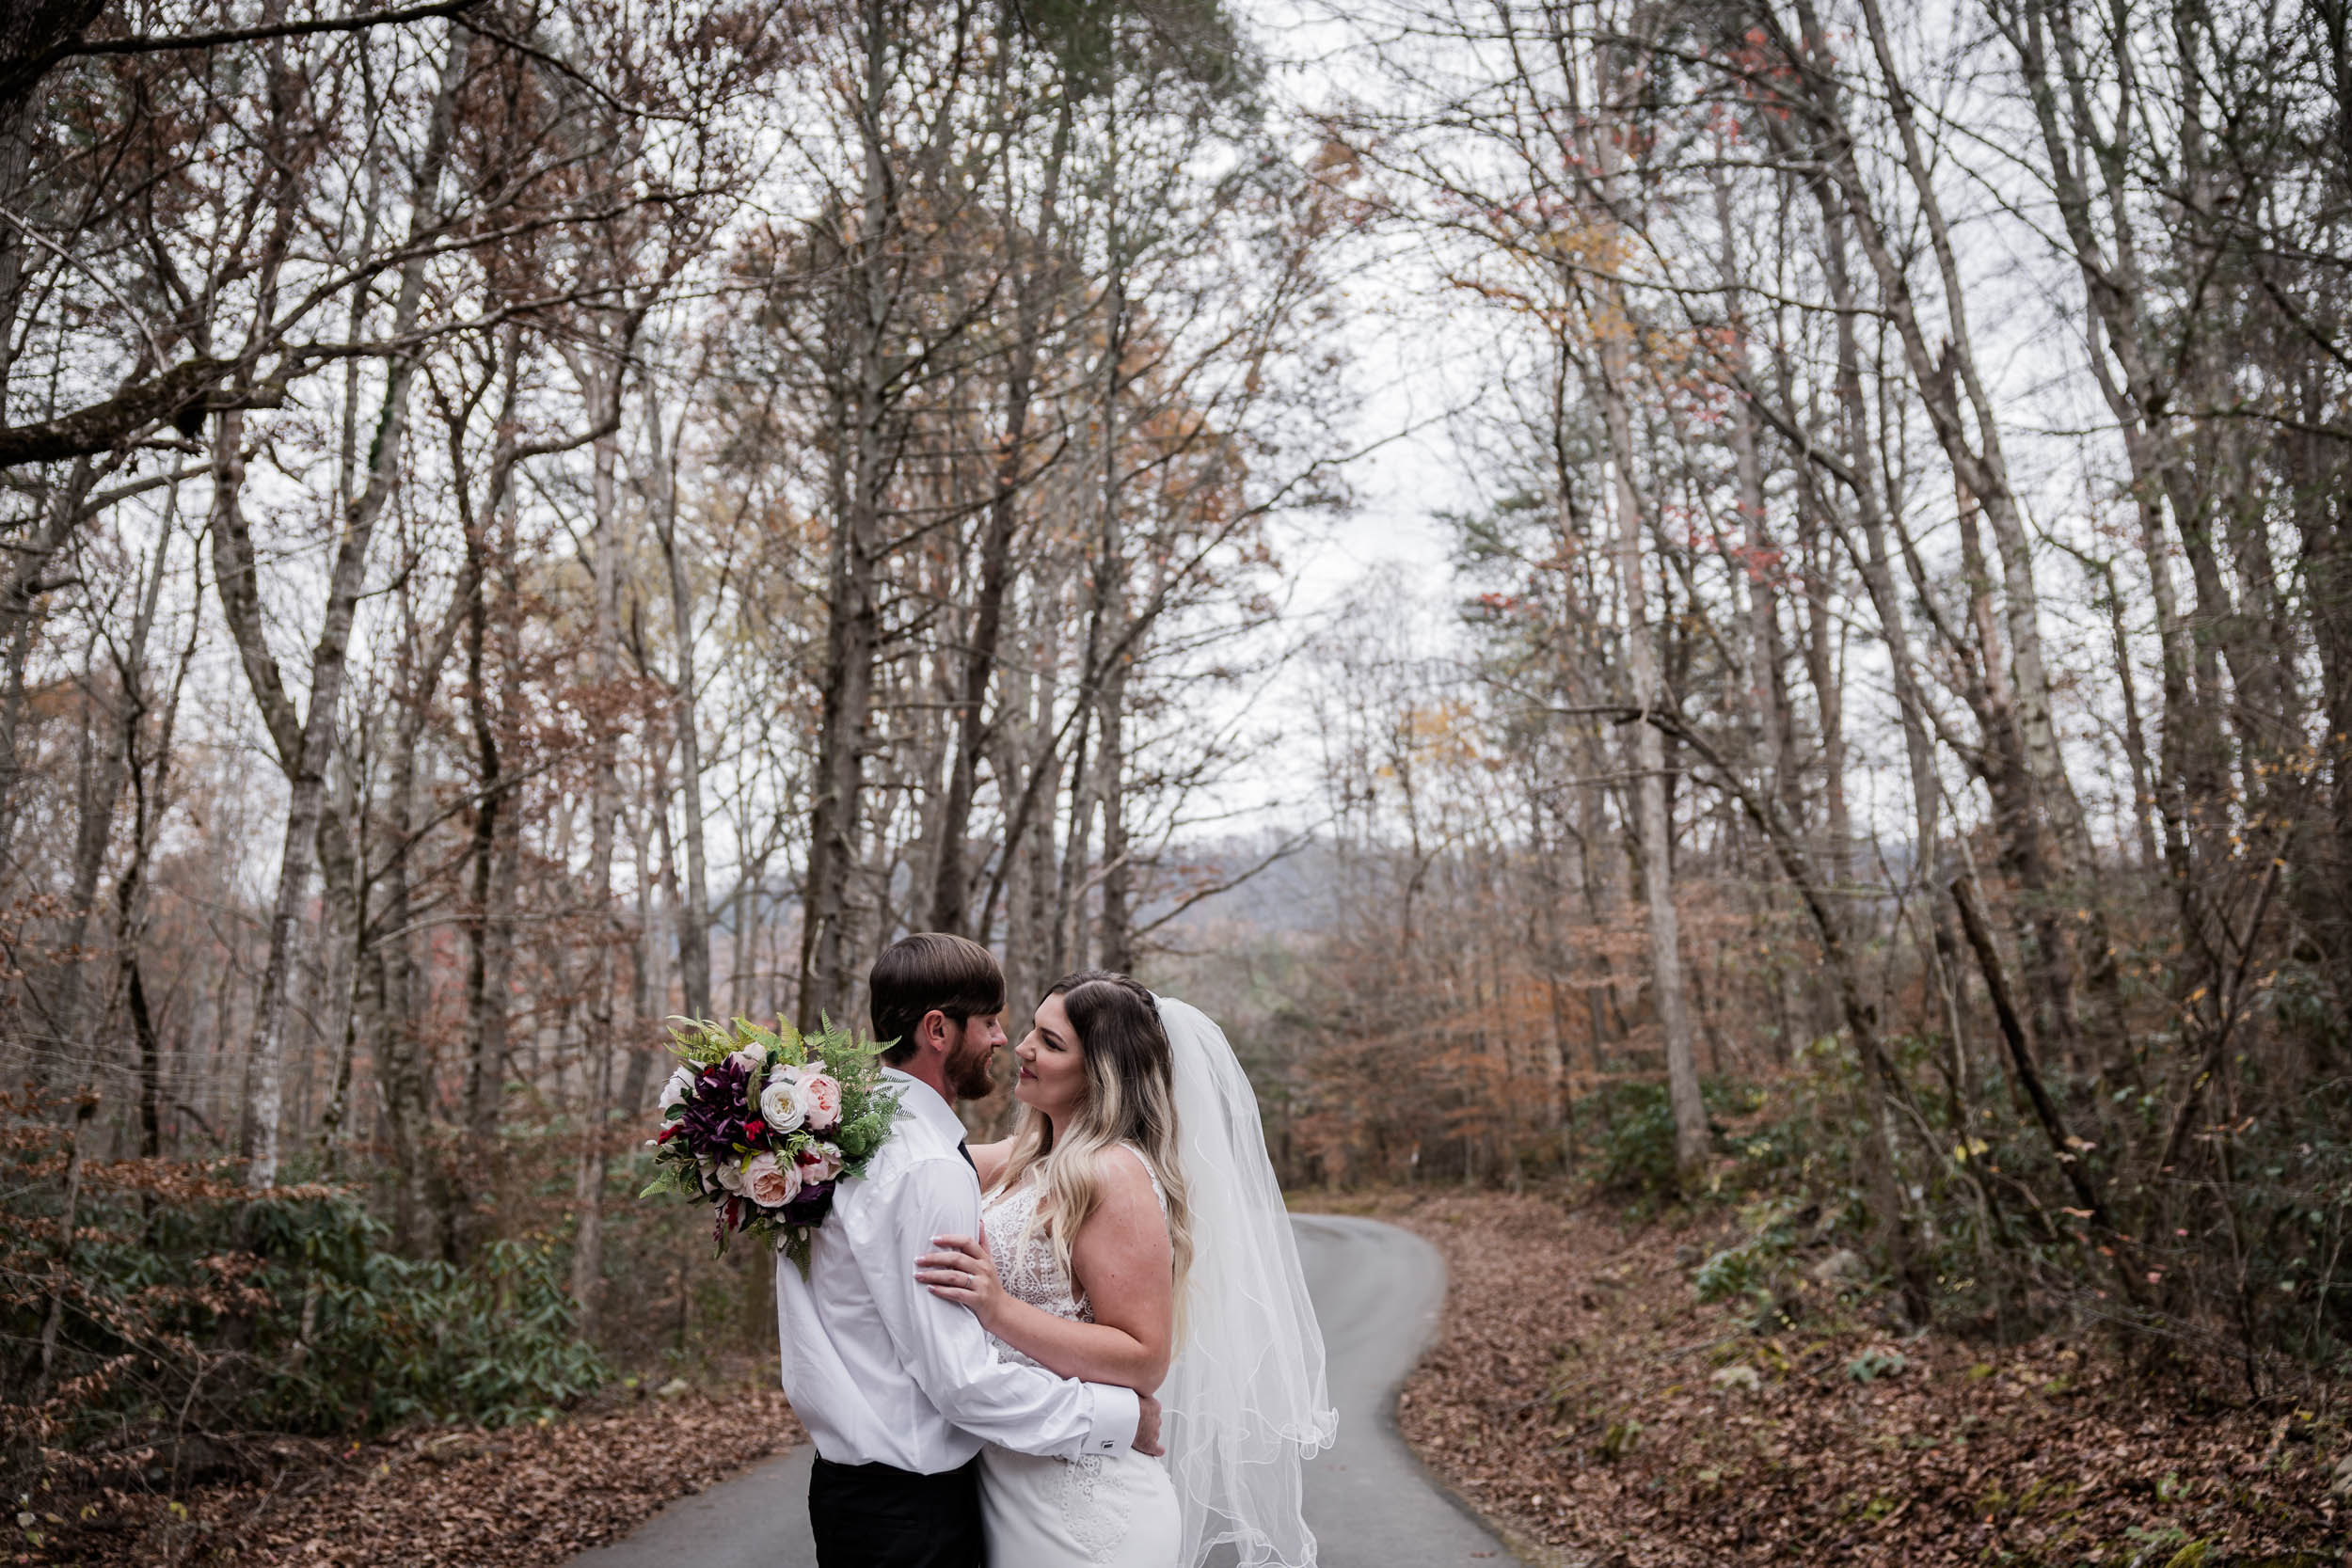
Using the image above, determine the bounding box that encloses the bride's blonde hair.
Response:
[990,971,1194,1320]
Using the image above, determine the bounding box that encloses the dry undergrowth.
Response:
[32,1386,803,1567]
[1331,1188,2345,1568]
[30,1189,2349,1568]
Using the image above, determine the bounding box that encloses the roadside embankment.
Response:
[1304,1188,2344,1567]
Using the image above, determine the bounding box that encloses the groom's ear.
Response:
[914,1007,950,1054]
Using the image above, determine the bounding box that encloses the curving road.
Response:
[1285,1213,1521,1567]
[567,1214,1519,1568]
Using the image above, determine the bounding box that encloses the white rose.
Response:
[713,1156,747,1194]
[658,1067,696,1112]
[759,1075,807,1134]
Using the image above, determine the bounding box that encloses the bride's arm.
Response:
[915,1148,1174,1395]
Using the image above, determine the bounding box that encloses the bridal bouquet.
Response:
[640,1017,899,1275]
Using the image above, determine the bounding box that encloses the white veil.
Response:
[1153,995,1337,1568]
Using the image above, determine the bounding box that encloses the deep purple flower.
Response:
[676,1057,755,1158]
[781,1180,835,1227]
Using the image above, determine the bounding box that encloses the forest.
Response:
[2,0,2346,1556]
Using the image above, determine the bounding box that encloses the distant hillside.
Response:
[1137,833,1346,941]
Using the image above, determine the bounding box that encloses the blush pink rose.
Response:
[743,1152,800,1209]
[796,1140,844,1184]
[800,1072,844,1132]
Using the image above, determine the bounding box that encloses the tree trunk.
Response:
[460,525,520,1249]
[0,459,96,878]
[376,717,430,1251]
[800,5,901,1027]
[50,643,130,1052]
[570,1005,614,1339]
[1095,658,1134,974]
[930,93,1073,937]
[314,750,363,1172]
[1580,59,1705,1185]
[1792,485,1848,889]
[646,381,711,1017]
[1661,711,1932,1319]
[1713,180,1798,827]
[116,519,197,1160]
[1092,119,1135,976]
[571,316,628,1316]
[34,1087,99,1393]
[2297,451,2352,996]
[225,22,468,1188]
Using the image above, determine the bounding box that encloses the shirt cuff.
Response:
[1083,1382,1140,1457]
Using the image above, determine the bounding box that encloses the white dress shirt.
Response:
[774,1067,1142,1472]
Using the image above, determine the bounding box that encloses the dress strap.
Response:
[1115,1140,1168,1212]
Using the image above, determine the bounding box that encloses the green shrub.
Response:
[1692,1197,1804,1307]
[1692,1243,1770,1304]
[268,1211,610,1430]
[1581,1077,1761,1198]
[1592,1081,1682,1196]
[5,1161,606,1488]
[1844,1347,1908,1382]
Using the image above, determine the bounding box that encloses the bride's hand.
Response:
[916,1233,1006,1329]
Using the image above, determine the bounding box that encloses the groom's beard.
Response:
[944,1024,997,1101]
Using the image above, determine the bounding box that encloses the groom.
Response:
[775,931,1162,1568]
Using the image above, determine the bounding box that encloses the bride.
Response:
[914,972,1334,1568]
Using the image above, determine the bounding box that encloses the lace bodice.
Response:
[981,1145,1166,1370]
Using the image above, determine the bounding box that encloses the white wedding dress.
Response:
[977,1145,1181,1567]
[973,998,1334,1567]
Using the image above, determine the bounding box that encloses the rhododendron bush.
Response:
[2,1092,605,1501]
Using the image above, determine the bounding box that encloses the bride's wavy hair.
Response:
[992,971,1194,1323]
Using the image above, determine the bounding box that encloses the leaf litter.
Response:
[1332,1190,2344,1567]
[33,1387,803,1567]
[32,1190,2348,1566]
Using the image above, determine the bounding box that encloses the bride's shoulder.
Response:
[1070,1146,1170,1275]
[968,1138,1013,1189]
[1086,1143,1164,1211]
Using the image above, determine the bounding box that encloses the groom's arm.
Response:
[863,1158,1142,1462]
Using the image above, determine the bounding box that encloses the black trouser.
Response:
[807,1453,983,1568]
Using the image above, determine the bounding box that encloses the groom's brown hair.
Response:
[869,932,1006,1066]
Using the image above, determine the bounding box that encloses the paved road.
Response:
[1286,1214,1519,1567]
[567,1214,1518,1568]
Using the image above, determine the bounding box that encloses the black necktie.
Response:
[956,1137,975,1170]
